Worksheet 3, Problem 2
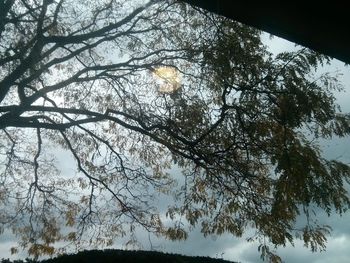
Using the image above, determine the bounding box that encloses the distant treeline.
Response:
[1,249,237,263]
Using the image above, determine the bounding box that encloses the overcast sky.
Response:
[1,30,350,263]
[139,37,350,263]
[120,36,350,263]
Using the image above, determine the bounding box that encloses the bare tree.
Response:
[1,0,350,261]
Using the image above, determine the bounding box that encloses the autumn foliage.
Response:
[1,0,350,262]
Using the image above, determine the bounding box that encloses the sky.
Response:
[129,37,350,263]
[1,12,350,263]
[106,36,350,263]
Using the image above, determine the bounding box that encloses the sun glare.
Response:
[153,66,181,94]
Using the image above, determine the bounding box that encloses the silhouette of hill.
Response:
[1,249,238,263]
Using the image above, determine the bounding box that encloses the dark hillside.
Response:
[1,249,238,263]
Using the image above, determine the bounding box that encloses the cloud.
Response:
[0,231,27,260]
[272,234,350,263]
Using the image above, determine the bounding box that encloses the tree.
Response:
[1,0,350,262]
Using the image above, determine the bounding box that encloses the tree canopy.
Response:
[1,0,350,262]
